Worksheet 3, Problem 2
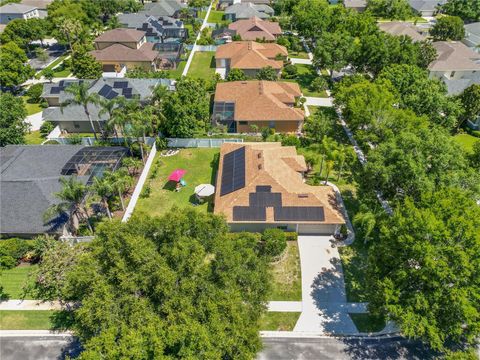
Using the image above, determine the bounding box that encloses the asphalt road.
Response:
[0,335,81,360]
[0,334,457,360]
[258,336,438,360]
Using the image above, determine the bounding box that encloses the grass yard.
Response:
[259,312,300,331]
[349,313,386,333]
[288,50,310,59]
[22,96,42,115]
[164,60,187,79]
[0,310,73,330]
[207,10,224,23]
[39,54,69,76]
[135,149,219,218]
[0,264,38,299]
[453,133,479,153]
[269,241,302,301]
[187,52,216,79]
[284,64,328,97]
[25,130,44,144]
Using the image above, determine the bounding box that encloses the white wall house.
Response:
[0,3,40,24]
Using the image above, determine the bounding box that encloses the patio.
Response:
[134,148,219,217]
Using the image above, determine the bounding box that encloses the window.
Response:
[269,121,275,128]
[239,121,248,125]
[73,122,80,129]
[277,226,287,230]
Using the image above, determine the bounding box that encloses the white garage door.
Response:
[297,224,338,235]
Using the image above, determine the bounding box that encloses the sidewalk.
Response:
[268,301,302,312]
[0,300,64,311]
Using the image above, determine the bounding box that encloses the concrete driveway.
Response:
[293,235,358,334]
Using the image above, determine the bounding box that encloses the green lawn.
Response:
[453,133,479,153]
[270,241,302,301]
[207,10,224,23]
[0,310,73,330]
[288,50,310,59]
[284,64,328,97]
[25,130,44,145]
[187,51,216,79]
[22,96,42,115]
[0,264,38,299]
[39,54,69,76]
[259,312,300,331]
[135,149,219,217]
[165,60,187,79]
[349,313,386,333]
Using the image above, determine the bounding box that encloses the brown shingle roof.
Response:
[94,28,145,43]
[429,41,480,71]
[228,17,282,41]
[214,142,345,225]
[214,81,304,121]
[378,22,426,42]
[90,42,158,62]
[215,41,287,69]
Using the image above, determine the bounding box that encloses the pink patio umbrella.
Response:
[168,169,186,182]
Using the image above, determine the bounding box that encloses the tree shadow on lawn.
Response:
[162,180,177,191]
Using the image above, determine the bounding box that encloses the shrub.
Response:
[25,83,44,103]
[140,184,151,198]
[156,137,168,150]
[0,238,35,262]
[281,135,301,148]
[310,77,328,93]
[285,232,298,241]
[68,134,82,144]
[260,228,287,258]
[282,64,298,79]
[40,121,55,137]
[0,255,16,269]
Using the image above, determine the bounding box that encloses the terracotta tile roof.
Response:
[228,17,281,41]
[378,21,426,42]
[94,28,146,43]
[214,81,304,121]
[215,41,287,69]
[429,41,480,72]
[214,142,345,225]
[90,42,158,63]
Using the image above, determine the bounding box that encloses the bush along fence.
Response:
[166,138,243,148]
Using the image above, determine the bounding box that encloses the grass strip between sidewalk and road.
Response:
[260,312,300,331]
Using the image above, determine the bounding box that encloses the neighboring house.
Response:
[463,22,480,52]
[228,17,281,41]
[428,41,480,95]
[0,3,44,24]
[343,0,367,12]
[117,13,188,44]
[141,0,186,18]
[212,27,236,44]
[0,145,127,237]
[224,3,274,21]
[409,0,445,17]
[378,21,426,42]
[213,142,345,234]
[215,41,287,77]
[20,0,53,10]
[42,78,174,133]
[90,29,160,72]
[218,0,271,11]
[212,80,304,133]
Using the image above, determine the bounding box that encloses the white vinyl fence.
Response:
[166,138,243,148]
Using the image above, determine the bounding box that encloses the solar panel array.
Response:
[220,147,246,196]
[232,206,266,221]
[274,206,325,222]
[256,185,271,192]
[249,192,282,207]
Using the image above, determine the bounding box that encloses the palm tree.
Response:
[122,157,143,177]
[128,107,154,163]
[44,177,91,235]
[99,97,125,140]
[106,168,133,211]
[61,82,101,140]
[92,175,115,219]
[335,146,347,182]
[58,18,83,52]
[324,160,334,184]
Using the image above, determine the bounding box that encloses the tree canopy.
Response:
[0,92,28,146]
[440,0,480,22]
[430,15,466,41]
[0,42,34,88]
[33,209,271,359]
[367,189,480,351]
[160,78,210,137]
[366,0,413,20]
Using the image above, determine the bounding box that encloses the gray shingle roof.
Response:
[42,78,174,122]
[0,3,37,13]
[225,3,273,19]
[0,145,85,235]
[141,0,185,17]
[409,0,445,12]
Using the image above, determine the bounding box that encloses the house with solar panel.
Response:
[214,143,345,234]
[0,145,127,238]
[41,78,174,133]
